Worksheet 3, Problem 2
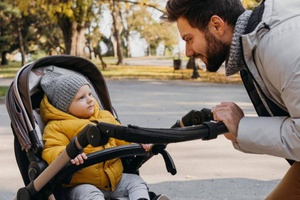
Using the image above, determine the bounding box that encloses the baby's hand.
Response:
[70,152,87,165]
[141,144,153,152]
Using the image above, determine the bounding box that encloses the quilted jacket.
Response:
[40,95,129,190]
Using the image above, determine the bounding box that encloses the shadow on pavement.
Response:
[148,178,279,200]
[1,178,279,200]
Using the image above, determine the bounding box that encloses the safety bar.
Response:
[16,124,95,200]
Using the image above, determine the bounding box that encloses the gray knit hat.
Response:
[40,71,90,112]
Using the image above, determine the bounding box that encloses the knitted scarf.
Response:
[225,10,252,76]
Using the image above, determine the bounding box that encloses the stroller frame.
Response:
[5,55,176,200]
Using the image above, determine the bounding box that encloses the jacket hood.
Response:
[244,0,300,47]
[262,0,300,29]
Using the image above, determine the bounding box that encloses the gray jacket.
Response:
[235,0,300,161]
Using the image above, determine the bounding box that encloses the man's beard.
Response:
[204,29,230,72]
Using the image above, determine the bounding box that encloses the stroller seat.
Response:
[5,55,176,200]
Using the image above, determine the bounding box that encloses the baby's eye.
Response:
[88,93,93,97]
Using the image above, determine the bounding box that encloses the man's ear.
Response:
[208,15,225,36]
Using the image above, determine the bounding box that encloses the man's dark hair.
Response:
[162,0,245,31]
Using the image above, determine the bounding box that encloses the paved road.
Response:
[0,79,289,200]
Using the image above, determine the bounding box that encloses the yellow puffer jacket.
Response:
[40,95,129,191]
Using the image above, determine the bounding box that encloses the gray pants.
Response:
[65,173,150,200]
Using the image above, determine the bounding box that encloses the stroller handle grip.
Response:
[171,108,214,128]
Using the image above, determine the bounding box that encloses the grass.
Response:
[0,86,7,97]
[100,65,242,83]
[0,61,21,78]
[0,58,242,98]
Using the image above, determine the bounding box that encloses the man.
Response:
[162,0,300,199]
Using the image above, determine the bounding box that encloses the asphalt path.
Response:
[0,79,289,200]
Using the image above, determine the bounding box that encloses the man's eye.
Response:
[185,38,192,44]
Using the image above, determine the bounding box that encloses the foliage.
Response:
[123,2,177,56]
[0,2,15,51]
[242,0,262,10]
[0,1,21,64]
[0,0,180,65]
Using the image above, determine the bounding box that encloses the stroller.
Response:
[5,55,178,200]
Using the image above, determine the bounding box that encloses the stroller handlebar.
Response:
[87,108,228,146]
[89,121,228,146]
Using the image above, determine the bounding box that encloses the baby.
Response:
[39,71,168,200]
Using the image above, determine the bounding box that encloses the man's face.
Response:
[177,17,230,72]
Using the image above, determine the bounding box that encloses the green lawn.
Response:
[101,65,241,83]
[0,86,7,97]
[0,61,21,78]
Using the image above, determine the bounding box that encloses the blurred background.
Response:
[0,0,261,67]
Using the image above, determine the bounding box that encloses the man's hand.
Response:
[211,102,244,142]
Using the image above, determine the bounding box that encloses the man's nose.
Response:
[185,45,194,57]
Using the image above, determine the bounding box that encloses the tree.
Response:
[33,8,65,55]
[109,0,125,64]
[242,0,261,9]
[115,0,177,57]
[132,11,177,56]
[0,2,16,65]
[118,0,165,58]
[16,0,103,56]
[103,0,167,63]
[86,24,107,69]
[1,0,180,66]
[0,1,34,66]
[48,0,94,56]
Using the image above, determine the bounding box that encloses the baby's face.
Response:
[68,85,95,118]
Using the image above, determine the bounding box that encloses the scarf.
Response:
[225,10,252,76]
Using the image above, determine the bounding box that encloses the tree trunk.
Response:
[1,51,8,65]
[102,36,114,56]
[86,45,93,60]
[86,30,93,60]
[17,19,26,66]
[59,18,72,55]
[126,33,131,58]
[111,0,124,65]
[70,21,86,56]
[147,46,151,56]
[77,27,86,56]
[70,22,78,56]
[94,47,107,70]
[59,19,87,56]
